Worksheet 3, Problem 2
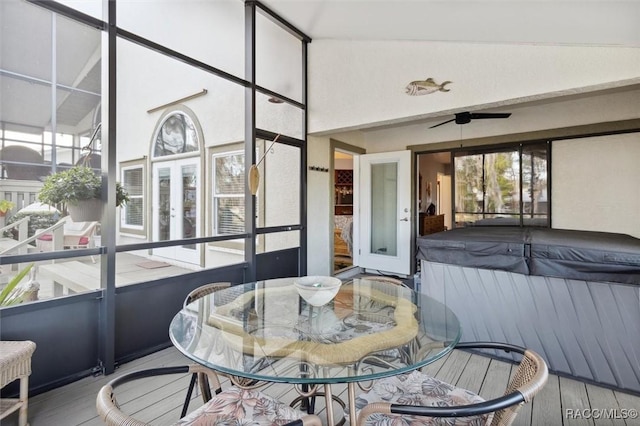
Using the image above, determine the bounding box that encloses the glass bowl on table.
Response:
[293,276,342,307]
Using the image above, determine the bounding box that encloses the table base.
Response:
[290,386,347,426]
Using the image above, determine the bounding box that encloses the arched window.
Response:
[152,110,200,158]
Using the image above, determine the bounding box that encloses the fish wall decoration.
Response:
[405,78,452,96]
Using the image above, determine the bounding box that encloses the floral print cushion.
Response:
[348,370,493,426]
[176,386,304,426]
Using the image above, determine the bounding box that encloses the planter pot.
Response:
[68,199,102,222]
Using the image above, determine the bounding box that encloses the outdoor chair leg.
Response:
[181,373,198,418]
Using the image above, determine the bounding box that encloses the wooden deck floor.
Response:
[33,252,196,299]
[3,346,639,426]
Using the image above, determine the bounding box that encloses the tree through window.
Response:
[454,143,549,227]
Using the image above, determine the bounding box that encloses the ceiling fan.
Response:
[429,111,512,128]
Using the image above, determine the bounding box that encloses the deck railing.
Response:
[0,179,44,219]
[0,218,66,278]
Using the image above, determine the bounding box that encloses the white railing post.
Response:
[17,219,29,243]
[52,225,64,257]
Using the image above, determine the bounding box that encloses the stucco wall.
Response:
[307,136,332,276]
[362,88,640,152]
[116,40,245,162]
[116,1,303,163]
[308,40,640,134]
[553,133,640,238]
[114,2,304,268]
[118,1,245,78]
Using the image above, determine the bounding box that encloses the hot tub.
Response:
[417,227,640,393]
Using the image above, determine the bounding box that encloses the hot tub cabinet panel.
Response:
[417,227,640,393]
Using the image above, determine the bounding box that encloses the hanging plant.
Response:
[38,166,129,216]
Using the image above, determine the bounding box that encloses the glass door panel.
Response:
[181,164,197,249]
[157,166,172,241]
[522,144,549,220]
[454,153,483,225]
[370,163,398,257]
[152,159,201,265]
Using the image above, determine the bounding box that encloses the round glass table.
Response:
[170,277,461,426]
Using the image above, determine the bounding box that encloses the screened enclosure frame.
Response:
[2,0,311,377]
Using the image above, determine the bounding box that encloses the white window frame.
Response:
[120,163,145,232]
[212,149,245,237]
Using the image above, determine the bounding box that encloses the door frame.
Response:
[151,157,202,265]
[357,149,413,276]
[330,139,365,274]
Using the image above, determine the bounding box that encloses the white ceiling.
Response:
[1,0,101,132]
[260,0,640,47]
[3,0,637,135]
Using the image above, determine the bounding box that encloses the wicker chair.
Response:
[181,282,231,415]
[0,340,36,426]
[96,364,322,426]
[183,282,231,307]
[360,275,409,288]
[36,216,99,263]
[353,342,548,426]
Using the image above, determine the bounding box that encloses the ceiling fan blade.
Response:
[468,112,512,120]
[429,118,456,129]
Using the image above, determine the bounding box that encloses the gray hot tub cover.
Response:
[417,227,640,285]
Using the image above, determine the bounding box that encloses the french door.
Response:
[356,150,412,275]
[152,158,201,265]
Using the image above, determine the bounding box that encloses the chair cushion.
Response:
[37,234,88,245]
[350,370,493,426]
[175,386,305,426]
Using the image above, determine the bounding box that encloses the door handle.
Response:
[400,218,409,222]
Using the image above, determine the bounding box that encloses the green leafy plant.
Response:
[0,199,15,214]
[38,166,129,210]
[3,210,59,239]
[0,263,34,306]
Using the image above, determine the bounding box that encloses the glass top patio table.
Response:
[169,277,461,385]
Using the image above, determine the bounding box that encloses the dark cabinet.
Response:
[420,213,445,235]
